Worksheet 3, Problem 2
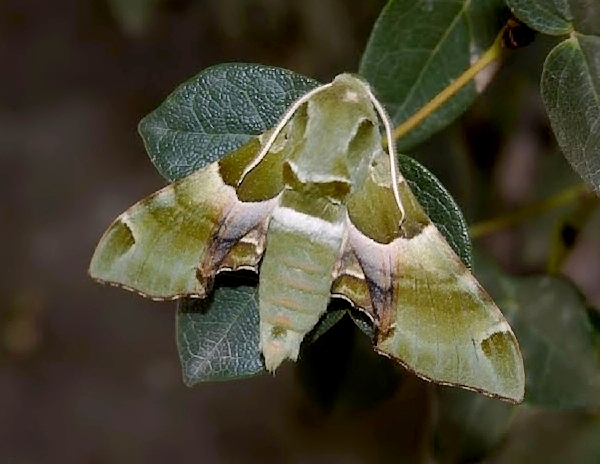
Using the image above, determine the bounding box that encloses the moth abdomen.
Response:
[258,275,328,372]
[257,198,346,371]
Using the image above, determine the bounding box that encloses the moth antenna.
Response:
[365,85,406,224]
[240,82,334,181]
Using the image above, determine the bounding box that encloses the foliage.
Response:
[123,0,600,462]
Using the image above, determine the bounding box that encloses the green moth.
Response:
[90,74,525,403]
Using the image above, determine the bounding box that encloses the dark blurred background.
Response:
[2,1,599,463]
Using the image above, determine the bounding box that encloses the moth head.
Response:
[331,74,373,103]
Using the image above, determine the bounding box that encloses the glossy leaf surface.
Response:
[541,35,600,194]
[177,286,263,384]
[360,0,506,151]
[139,63,319,182]
[506,0,573,35]
[507,0,600,36]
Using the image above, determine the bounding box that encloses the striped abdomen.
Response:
[258,196,345,371]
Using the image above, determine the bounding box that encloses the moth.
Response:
[90,74,525,403]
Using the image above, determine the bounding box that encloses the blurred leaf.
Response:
[177,286,264,384]
[519,153,584,270]
[298,316,401,412]
[491,410,600,464]
[506,0,573,35]
[541,35,600,194]
[475,253,600,410]
[547,193,599,274]
[139,63,319,182]
[570,0,600,36]
[359,0,507,151]
[107,0,159,37]
[435,386,516,463]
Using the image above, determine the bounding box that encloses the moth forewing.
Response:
[350,217,525,403]
[89,163,239,300]
[341,143,525,402]
[89,131,284,300]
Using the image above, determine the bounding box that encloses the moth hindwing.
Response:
[90,73,525,403]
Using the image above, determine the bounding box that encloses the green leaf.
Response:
[475,253,600,410]
[308,303,347,343]
[139,63,319,182]
[107,0,159,37]
[348,308,376,339]
[435,386,516,463]
[492,411,600,464]
[547,193,598,274]
[298,316,401,412]
[506,0,573,35]
[437,393,600,464]
[359,0,506,151]
[507,0,600,36]
[541,35,600,194]
[571,0,600,36]
[177,286,264,384]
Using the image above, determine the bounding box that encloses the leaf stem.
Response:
[469,184,590,239]
[392,35,504,143]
